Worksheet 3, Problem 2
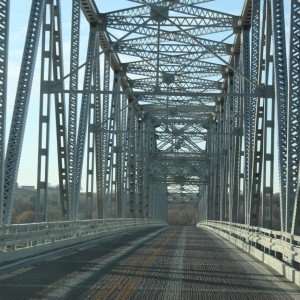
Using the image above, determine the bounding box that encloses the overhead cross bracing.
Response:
[97,0,238,203]
[0,0,299,240]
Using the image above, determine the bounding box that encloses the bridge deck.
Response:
[0,227,299,299]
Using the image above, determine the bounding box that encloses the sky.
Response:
[5,0,289,189]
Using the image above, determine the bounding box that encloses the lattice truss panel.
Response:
[201,0,300,233]
[0,0,9,223]
[102,0,238,199]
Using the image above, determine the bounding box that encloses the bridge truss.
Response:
[0,0,299,235]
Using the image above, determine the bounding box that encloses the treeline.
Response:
[10,188,282,229]
[167,192,282,228]
[11,187,87,223]
[168,204,198,226]
[12,187,199,225]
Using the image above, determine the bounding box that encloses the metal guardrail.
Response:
[0,218,167,265]
[198,221,300,287]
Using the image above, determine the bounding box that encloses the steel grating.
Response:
[0,227,299,299]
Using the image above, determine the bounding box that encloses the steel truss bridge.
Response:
[0,0,300,295]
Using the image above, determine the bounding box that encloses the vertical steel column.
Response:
[151,129,160,220]
[206,121,213,220]
[262,0,276,228]
[290,0,300,234]
[218,102,224,220]
[293,163,300,233]
[219,100,226,221]
[249,0,260,161]
[212,118,220,220]
[133,113,139,217]
[271,0,288,231]
[0,0,9,224]
[250,94,264,227]
[157,185,161,221]
[157,184,162,220]
[136,117,143,218]
[261,88,275,229]
[198,185,205,221]
[227,71,235,223]
[217,112,223,221]
[96,52,110,219]
[249,0,261,226]
[85,62,97,219]
[37,1,54,222]
[206,185,209,221]
[221,98,229,221]
[143,120,151,218]
[250,0,275,229]
[153,184,158,219]
[242,25,251,224]
[104,70,121,217]
[148,183,153,219]
[160,185,163,221]
[68,0,80,221]
[52,1,70,220]
[162,183,168,221]
[94,49,103,219]
[127,105,136,218]
[2,0,46,224]
[120,94,128,218]
[249,0,268,226]
[223,99,229,221]
[152,184,157,219]
[143,121,149,218]
[115,74,123,218]
[204,185,208,221]
[232,53,242,223]
[125,104,132,217]
[207,120,216,220]
[74,25,97,219]
[238,50,246,224]
[148,126,156,219]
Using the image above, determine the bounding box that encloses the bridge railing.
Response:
[0,218,167,265]
[198,221,300,287]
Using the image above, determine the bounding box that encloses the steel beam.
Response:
[0,0,9,224]
[290,0,300,234]
[271,0,288,231]
[2,0,46,224]
[68,0,81,221]
[74,25,97,219]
